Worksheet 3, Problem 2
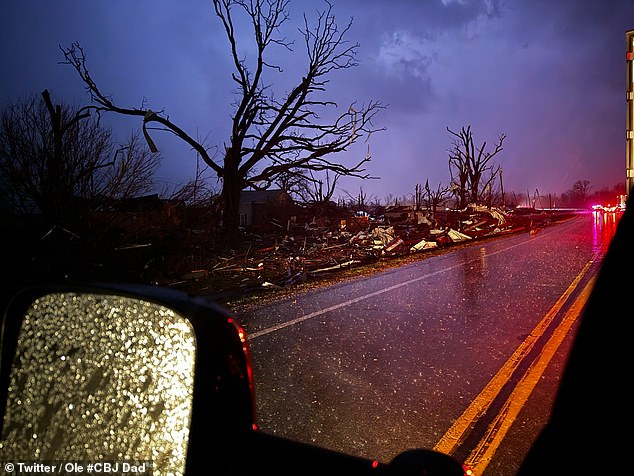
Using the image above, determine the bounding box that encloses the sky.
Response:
[1,0,633,203]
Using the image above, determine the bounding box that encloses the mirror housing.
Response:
[1,283,465,476]
[0,283,255,476]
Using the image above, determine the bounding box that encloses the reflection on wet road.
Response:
[237,211,620,474]
[593,209,621,253]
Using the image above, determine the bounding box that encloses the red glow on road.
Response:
[592,209,622,254]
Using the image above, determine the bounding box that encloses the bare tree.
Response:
[447,125,505,208]
[275,171,305,198]
[168,175,217,207]
[292,169,340,205]
[572,180,591,201]
[498,168,505,207]
[166,151,219,207]
[424,179,451,219]
[413,183,424,211]
[93,131,161,201]
[448,141,469,210]
[0,91,96,218]
[0,91,161,220]
[384,193,399,207]
[344,185,369,213]
[559,180,592,208]
[60,0,384,245]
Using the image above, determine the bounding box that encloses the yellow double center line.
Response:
[433,256,598,475]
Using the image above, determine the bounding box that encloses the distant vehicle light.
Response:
[592,204,622,213]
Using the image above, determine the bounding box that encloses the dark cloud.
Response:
[1,0,633,197]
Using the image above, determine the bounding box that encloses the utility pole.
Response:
[625,30,634,196]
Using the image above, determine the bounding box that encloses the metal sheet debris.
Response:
[447,229,473,242]
[162,204,575,296]
[410,239,438,252]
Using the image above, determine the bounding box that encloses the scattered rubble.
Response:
[167,205,575,298]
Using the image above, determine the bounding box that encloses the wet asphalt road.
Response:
[235,211,620,475]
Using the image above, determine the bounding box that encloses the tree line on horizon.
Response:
[0,90,624,221]
[1,0,626,250]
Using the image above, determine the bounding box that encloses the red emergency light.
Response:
[628,52,634,61]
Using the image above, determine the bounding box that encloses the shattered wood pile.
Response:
[169,205,573,296]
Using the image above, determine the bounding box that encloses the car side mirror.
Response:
[1,284,465,476]
[0,284,255,476]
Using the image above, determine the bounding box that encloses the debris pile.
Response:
[169,205,574,296]
[3,194,575,300]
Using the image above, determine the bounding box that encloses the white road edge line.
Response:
[247,230,554,340]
